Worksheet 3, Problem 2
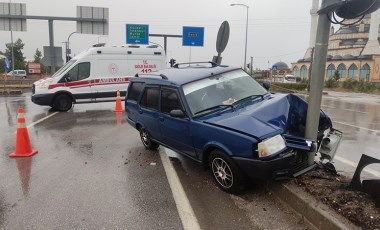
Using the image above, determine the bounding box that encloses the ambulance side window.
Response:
[64,62,90,82]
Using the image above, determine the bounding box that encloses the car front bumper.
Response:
[31,93,54,106]
[232,150,308,180]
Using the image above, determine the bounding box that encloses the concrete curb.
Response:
[267,181,360,230]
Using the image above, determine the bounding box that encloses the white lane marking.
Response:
[27,112,58,128]
[333,121,380,134]
[335,156,380,178]
[159,148,201,230]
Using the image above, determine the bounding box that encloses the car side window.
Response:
[127,82,144,102]
[140,87,159,110]
[161,88,182,114]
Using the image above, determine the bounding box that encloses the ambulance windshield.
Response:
[52,59,76,78]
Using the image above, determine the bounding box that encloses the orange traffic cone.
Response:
[9,107,38,158]
[114,90,124,112]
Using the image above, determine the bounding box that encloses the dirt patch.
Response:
[294,168,380,229]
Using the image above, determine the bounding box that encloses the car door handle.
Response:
[138,109,143,114]
[159,116,164,122]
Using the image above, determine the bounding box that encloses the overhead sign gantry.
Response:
[0,3,109,73]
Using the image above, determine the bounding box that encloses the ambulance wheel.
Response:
[54,94,73,112]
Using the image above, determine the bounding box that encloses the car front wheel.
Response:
[209,150,246,194]
[140,127,159,150]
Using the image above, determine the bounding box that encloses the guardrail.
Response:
[0,79,35,85]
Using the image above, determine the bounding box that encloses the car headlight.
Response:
[258,134,286,158]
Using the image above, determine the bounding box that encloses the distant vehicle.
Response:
[31,45,166,112]
[7,70,27,79]
[283,75,296,83]
[125,62,342,194]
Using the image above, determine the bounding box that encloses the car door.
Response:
[159,87,195,157]
[60,62,93,102]
[138,85,161,141]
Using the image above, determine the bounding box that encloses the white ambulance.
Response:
[31,45,166,111]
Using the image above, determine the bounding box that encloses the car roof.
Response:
[133,65,241,86]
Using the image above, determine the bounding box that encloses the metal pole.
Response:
[48,19,55,74]
[244,6,248,71]
[230,4,249,69]
[250,56,253,76]
[10,30,15,78]
[164,36,167,55]
[67,31,77,61]
[9,1,15,79]
[305,3,332,165]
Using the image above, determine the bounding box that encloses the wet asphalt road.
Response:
[0,96,183,229]
[0,91,379,229]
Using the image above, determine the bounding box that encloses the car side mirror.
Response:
[169,109,186,118]
[263,81,270,90]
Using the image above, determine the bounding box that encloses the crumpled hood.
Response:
[202,94,331,141]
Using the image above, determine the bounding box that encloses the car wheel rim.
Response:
[141,129,149,146]
[211,157,233,189]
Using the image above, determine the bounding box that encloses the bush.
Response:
[325,78,339,88]
[273,82,308,91]
[342,78,357,90]
[357,80,376,92]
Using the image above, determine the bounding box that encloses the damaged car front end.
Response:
[199,93,342,182]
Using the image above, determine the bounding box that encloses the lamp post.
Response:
[230,3,249,70]
[66,31,77,62]
[9,0,15,78]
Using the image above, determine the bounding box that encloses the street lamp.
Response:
[66,31,77,62]
[230,3,249,70]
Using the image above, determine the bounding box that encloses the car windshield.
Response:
[182,69,268,116]
[52,59,76,78]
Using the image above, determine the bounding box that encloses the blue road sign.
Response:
[182,26,204,47]
[126,24,149,45]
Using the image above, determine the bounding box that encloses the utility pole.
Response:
[307,47,314,92]
[305,0,332,165]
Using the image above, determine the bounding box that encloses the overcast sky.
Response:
[0,0,317,69]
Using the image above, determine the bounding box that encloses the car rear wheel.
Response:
[53,94,73,112]
[140,127,159,150]
[209,150,246,194]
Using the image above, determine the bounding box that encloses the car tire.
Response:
[209,150,246,194]
[140,127,159,150]
[53,94,73,112]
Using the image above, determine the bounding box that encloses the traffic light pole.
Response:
[305,2,332,165]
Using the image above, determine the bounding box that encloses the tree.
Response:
[333,70,340,81]
[4,38,26,70]
[33,48,49,75]
[33,48,42,63]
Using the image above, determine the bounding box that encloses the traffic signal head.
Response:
[318,0,380,19]
[169,58,176,67]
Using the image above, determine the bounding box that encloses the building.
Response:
[291,10,380,83]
